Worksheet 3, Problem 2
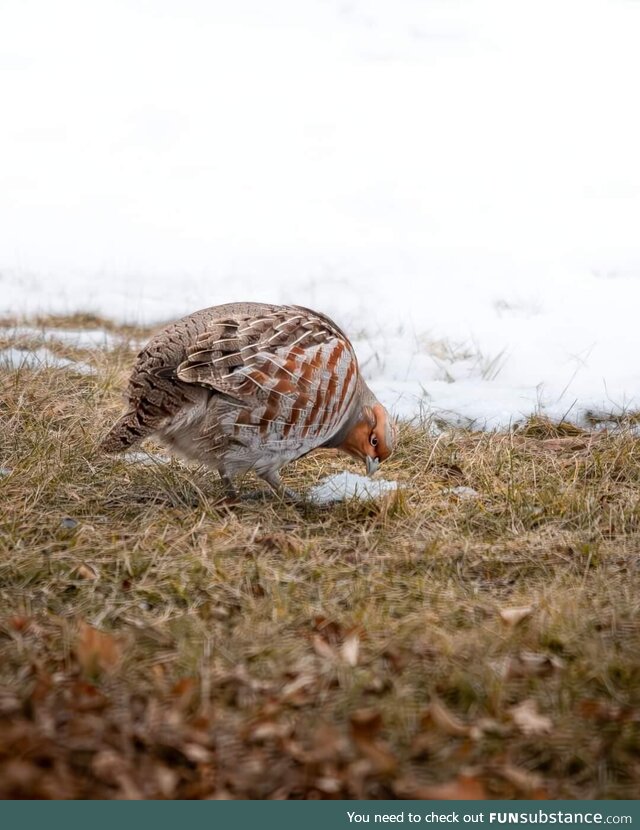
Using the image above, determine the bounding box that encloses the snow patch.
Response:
[309,472,399,504]
[0,347,93,373]
[0,327,118,349]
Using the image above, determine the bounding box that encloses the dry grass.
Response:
[1,319,640,799]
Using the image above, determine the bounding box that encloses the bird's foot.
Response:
[260,472,304,505]
[216,473,241,505]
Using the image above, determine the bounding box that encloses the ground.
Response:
[1,317,640,799]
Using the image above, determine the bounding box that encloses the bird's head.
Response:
[337,401,396,476]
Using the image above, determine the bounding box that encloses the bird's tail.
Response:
[99,411,153,454]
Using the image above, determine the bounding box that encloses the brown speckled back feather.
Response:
[100,302,384,493]
[100,303,282,453]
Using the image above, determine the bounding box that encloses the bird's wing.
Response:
[175,307,360,442]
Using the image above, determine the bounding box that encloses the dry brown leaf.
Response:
[518,651,563,675]
[422,699,472,737]
[510,699,552,736]
[154,765,179,799]
[1,759,41,791]
[281,673,315,704]
[350,708,383,740]
[382,646,408,673]
[170,676,197,710]
[75,563,99,580]
[499,605,534,626]
[182,743,214,763]
[312,616,344,643]
[396,772,488,800]
[314,776,342,794]
[350,708,397,776]
[356,740,398,776]
[69,680,109,712]
[341,632,360,667]
[311,633,336,661]
[579,699,637,722]
[495,651,564,679]
[305,722,350,763]
[0,692,21,716]
[6,615,32,632]
[75,622,123,676]
[245,716,292,743]
[91,749,130,785]
[496,764,549,798]
[475,717,509,736]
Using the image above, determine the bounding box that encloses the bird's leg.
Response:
[260,470,302,504]
[219,471,239,501]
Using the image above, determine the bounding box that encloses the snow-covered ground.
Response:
[0,345,92,373]
[309,472,398,504]
[2,0,640,427]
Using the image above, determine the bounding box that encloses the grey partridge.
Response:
[100,302,395,500]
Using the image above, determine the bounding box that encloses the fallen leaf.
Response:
[281,673,315,704]
[182,743,214,763]
[499,605,534,626]
[350,708,383,740]
[341,632,360,667]
[6,615,31,633]
[0,692,21,716]
[495,764,549,798]
[75,563,99,580]
[364,675,390,695]
[304,722,350,763]
[311,633,336,661]
[494,651,564,679]
[154,765,178,799]
[356,740,398,776]
[578,699,637,723]
[245,718,291,743]
[314,776,342,794]
[69,680,109,712]
[170,677,197,709]
[382,646,408,673]
[75,622,123,676]
[312,616,344,643]
[410,733,440,759]
[350,709,397,776]
[395,772,488,800]
[510,700,552,736]
[422,698,473,737]
[91,750,142,799]
[475,717,509,736]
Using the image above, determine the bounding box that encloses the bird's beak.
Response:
[365,456,380,476]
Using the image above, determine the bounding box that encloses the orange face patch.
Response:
[371,403,395,461]
[337,407,376,461]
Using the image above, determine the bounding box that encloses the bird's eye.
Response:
[370,434,378,447]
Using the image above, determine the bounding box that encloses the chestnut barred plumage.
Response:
[100,302,395,500]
